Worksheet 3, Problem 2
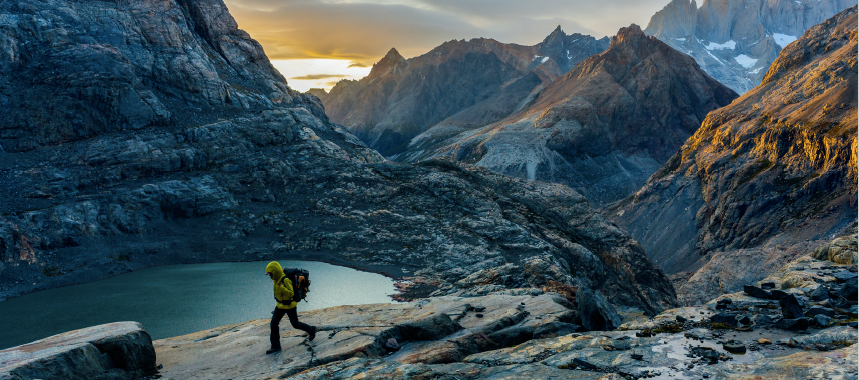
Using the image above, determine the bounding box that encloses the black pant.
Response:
[270,306,313,348]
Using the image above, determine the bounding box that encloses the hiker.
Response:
[265,261,317,354]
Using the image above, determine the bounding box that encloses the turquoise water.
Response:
[0,260,399,349]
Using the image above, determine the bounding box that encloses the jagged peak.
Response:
[610,24,649,48]
[384,47,403,60]
[367,47,407,81]
[542,25,567,44]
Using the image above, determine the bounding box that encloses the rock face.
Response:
[412,25,736,205]
[610,7,858,305]
[322,28,610,157]
[0,322,156,380]
[0,0,675,316]
[645,0,854,94]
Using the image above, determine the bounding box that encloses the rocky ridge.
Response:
[321,28,610,157]
[407,24,737,206]
[610,6,858,304]
[645,0,854,94]
[0,0,676,317]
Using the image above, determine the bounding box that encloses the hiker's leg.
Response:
[270,307,287,348]
[285,307,313,334]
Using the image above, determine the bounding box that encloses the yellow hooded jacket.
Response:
[266,261,297,310]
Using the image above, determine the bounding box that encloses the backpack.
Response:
[281,268,310,302]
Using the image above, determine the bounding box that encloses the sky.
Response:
[223,0,674,92]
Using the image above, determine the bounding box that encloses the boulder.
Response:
[576,288,622,331]
[0,322,156,380]
[779,295,805,319]
[806,307,836,318]
[774,318,810,331]
[809,286,830,301]
[743,285,772,299]
[710,313,738,326]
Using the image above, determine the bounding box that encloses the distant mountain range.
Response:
[645,0,854,94]
[401,25,737,205]
[610,5,858,305]
[321,28,610,158]
[319,26,735,205]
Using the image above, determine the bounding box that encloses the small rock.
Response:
[779,295,805,319]
[676,315,687,323]
[757,338,772,345]
[832,270,858,283]
[809,286,830,301]
[710,313,738,326]
[836,282,858,301]
[744,285,772,299]
[813,315,833,327]
[572,358,599,370]
[716,298,733,305]
[384,338,400,352]
[770,290,789,300]
[475,313,484,318]
[722,340,746,354]
[739,315,751,325]
[774,317,810,331]
[760,282,775,289]
[636,328,652,337]
[631,353,644,360]
[805,306,836,318]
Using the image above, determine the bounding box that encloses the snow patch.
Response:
[673,38,686,42]
[748,67,763,74]
[734,54,758,68]
[533,55,550,64]
[773,33,797,48]
[704,40,736,50]
[566,50,571,60]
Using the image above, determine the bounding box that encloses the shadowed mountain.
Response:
[322,28,610,157]
[610,6,858,305]
[645,0,854,94]
[408,24,737,206]
[0,0,675,315]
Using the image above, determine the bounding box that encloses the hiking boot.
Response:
[266,347,281,354]
[308,326,317,342]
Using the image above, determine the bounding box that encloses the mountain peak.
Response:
[385,47,403,60]
[611,24,648,48]
[367,47,407,80]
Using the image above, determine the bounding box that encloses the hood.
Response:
[266,261,285,282]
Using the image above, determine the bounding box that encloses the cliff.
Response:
[611,6,858,304]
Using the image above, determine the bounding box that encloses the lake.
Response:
[0,260,400,350]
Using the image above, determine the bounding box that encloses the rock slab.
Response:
[0,322,156,380]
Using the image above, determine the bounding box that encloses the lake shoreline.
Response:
[0,249,418,303]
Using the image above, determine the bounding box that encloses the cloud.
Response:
[223,0,670,66]
[289,74,349,80]
[347,62,370,68]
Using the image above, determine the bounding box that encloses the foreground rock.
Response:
[154,291,580,379]
[0,322,155,380]
[154,282,857,379]
[610,6,858,305]
[0,0,675,316]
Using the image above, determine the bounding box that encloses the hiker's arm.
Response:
[278,278,295,302]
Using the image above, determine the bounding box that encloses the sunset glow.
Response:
[271,59,372,92]
[224,0,670,93]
